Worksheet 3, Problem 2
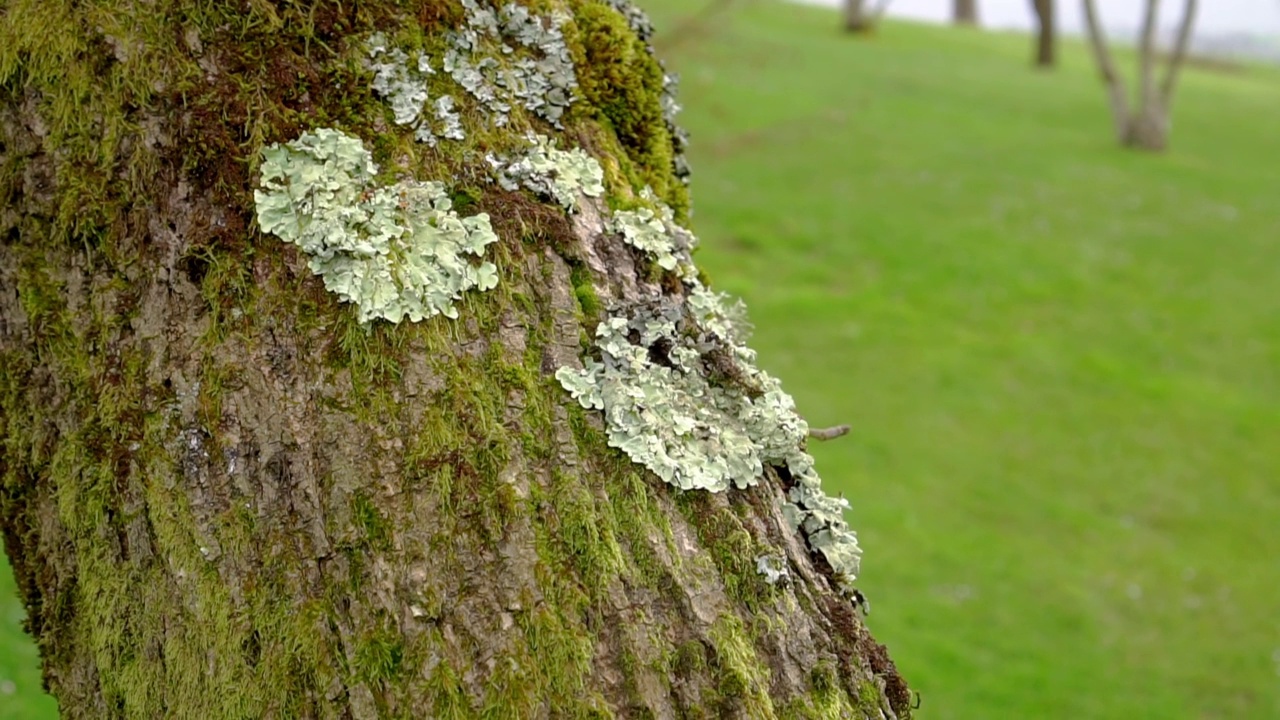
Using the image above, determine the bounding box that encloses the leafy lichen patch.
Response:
[487,132,605,212]
[755,554,789,585]
[366,32,464,146]
[608,187,699,277]
[556,192,863,588]
[254,127,499,324]
[445,0,578,128]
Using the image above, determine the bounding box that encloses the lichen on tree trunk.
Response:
[0,1,912,718]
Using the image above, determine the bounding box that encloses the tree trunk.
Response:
[844,0,893,33]
[953,0,979,26]
[1124,105,1171,150]
[1031,0,1056,67]
[0,1,911,718]
[1082,0,1135,144]
[1081,0,1198,151]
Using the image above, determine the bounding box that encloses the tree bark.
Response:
[1031,0,1055,67]
[1082,0,1137,144]
[1158,0,1200,116]
[1081,0,1199,151]
[953,0,979,26]
[0,0,911,718]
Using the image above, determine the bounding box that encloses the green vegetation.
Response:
[634,2,1280,718]
[0,539,57,718]
[4,0,1278,717]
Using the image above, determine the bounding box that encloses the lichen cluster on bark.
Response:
[0,0,912,717]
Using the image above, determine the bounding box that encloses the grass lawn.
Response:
[3,2,1279,717]
[640,1,1280,717]
[1,539,58,718]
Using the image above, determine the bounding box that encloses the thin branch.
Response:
[1159,0,1199,108]
[1137,0,1160,113]
[1082,0,1131,142]
[808,425,851,441]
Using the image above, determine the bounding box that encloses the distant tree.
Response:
[1082,0,1199,150]
[844,0,894,33]
[953,0,980,26]
[1031,0,1056,67]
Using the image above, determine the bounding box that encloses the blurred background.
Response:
[3,1,1278,718]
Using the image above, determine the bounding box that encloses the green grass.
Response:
[4,2,1279,717]
[640,2,1280,718]
[0,540,58,718]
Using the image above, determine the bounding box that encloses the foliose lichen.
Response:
[366,33,464,147]
[755,554,789,585]
[556,189,862,587]
[445,0,578,127]
[254,127,499,324]
[487,133,605,212]
[608,187,698,277]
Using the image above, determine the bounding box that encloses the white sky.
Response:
[796,0,1280,36]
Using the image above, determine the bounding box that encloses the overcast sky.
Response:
[797,0,1280,36]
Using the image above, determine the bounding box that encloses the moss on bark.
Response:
[1,1,911,717]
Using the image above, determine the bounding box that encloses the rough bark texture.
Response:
[0,1,911,718]
[1082,0,1199,151]
[1031,0,1055,67]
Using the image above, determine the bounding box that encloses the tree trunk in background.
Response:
[0,0,911,718]
[1081,0,1199,150]
[843,0,893,33]
[953,0,979,26]
[1031,0,1056,67]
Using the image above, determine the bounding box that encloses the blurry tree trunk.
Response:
[1082,0,1199,150]
[1031,0,1056,66]
[0,0,913,717]
[953,0,980,26]
[844,0,894,33]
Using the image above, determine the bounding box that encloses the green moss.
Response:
[569,261,602,319]
[565,1,687,217]
[424,657,473,720]
[674,492,777,613]
[0,0,900,716]
[707,615,776,719]
[354,627,405,683]
[858,680,882,709]
[351,491,393,552]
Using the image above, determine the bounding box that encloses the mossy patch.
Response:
[565,1,688,218]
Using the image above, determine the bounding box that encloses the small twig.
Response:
[807,425,850,441]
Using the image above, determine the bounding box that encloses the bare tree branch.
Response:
[1082,0,1131,142]
[1031,0,1055,67]
[1159,0,1199,107]
[1137,0,1160,117]
[808,425,852,441]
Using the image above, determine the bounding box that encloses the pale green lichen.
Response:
[488,133,605,212]
[557,187,863,586]
[609,208,678,271]
[608,188,699,277]
[755,554,789,585]
[445,0,577,127]
[254,127,499,324]
[366,33,463,146]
